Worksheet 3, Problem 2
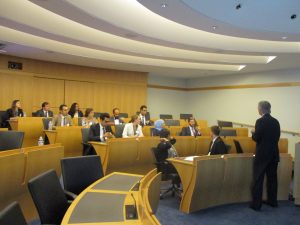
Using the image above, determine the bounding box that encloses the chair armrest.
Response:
[64,190,77,200]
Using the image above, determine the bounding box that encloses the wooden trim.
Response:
[148,82,300,92]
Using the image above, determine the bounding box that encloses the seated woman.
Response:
[68,102,84,118]
[156,129,178,162]
[82,108,98,127]
[152,119,165,136]
[2,100,24,128]
[122,115,144,138]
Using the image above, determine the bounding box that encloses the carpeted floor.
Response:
[156,196,300,225]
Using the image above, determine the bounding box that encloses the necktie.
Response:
[63,117,66,126]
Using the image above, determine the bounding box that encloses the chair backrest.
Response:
[136,111,151,120]
[28,169,69,224]
[61,155,103,195]
[151,147,160,163]
[160,114,173,119]
[0,202,27,225]
[31,112,37,117]
[146,172,162,214]
[0,131,24,151]
[225,144,231,154]
[219,129,237,137]
[164,119,180,126]
[180,113,193,120]
[94,112,102,119]
[42,117,52,130]
[233,140,243,153]
[119,113,128,118]
[115,124,125,138]
[81,128,90,143]
[217,120,233,128]
[0,111,6,127]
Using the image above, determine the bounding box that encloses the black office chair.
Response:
[219,129,237,137]
[42,117,52,130]
[225,144,231,154]
[233,139,244,153]
[31,112,37,117]
[61,155,104,195]
[28,170,75,225]
[0,202,27,225]
[180,113,193,120]
[119,112,128,118]
[217,120,233,128]
[151,147,181,199]
[114,124,125,138]
[81,128,95,155]
[164,119,180,126]
[93,112,102,119]
[0,131,24,151]
[160,114,173,119]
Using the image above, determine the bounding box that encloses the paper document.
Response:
[184,156,197,161]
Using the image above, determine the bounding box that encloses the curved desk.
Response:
[62,171,161,225]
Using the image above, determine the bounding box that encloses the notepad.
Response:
[184,156,197,161]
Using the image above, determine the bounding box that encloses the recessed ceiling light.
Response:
[161,3,167,8]
[236,4,242,10]
[212,26,217,30]
[0,50,7,53]
[238,65,246,71]
[281,36,288,40]
[267,56,277,63]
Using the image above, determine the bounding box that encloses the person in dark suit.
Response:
[68,102,84,118]
[2,100,24,128]
[208,126,227,155]
[180,117,201,137]
[138,105,153,127]
[110,107,124,125]
[156,129,177,162]
[250,101,281,211]
[89,113,114,142]
[35,102,53,117]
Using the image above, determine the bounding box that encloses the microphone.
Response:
[125,193,138,219]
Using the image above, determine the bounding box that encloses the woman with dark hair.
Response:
[68,102,83,118]
[82,108,98,127]
[2,100,24,128]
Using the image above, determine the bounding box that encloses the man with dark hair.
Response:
[89,113,114,142]
[139,105,152,126]
[250,101,281,211]
[35,102,53,117]
[208,126,227,155]
[156,129,177,163]
[52,104,72,127]
[180,117,201,137]
[110,107,124,124]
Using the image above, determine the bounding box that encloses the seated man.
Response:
[138,105,153,127]
[35,102,53,117]
[110,107,124,125]
[208,126,228,155]
[180,117,201,137]
[89,113,114,142]
[156,129,178,162]
[52,104,72,127]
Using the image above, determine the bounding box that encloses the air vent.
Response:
[8,61,23,70]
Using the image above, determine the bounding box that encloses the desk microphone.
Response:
[125,193,138,219]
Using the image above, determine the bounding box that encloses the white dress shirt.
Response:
[122,123,144,138]
[99,124,105,142]
[208,136,219,155]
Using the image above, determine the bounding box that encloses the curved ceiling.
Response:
[0,0,299,78]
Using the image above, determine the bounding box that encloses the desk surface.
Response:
[62,172,143,225]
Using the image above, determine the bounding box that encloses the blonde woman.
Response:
[122,115,144,138]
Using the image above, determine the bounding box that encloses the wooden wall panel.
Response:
[32,77,64,113]
[0,55,148,115]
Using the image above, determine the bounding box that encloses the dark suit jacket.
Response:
[156,139,176,162]
[109,116,125,124]
[68,110,84,118]
[252,113,280,163]
[88,123,113,142]
[35,109,54,117]
[2,108,24,128]
[208,137,227,155]
[180,126,201,137]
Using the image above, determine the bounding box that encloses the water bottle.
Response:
[48,121,53,130]
[23,112,26,117]
[38,136,44,146]
[81,119,86,127]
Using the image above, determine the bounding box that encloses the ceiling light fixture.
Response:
[161,3,167,8]
[281,36,288,40]
[266,56,277,63]
[291,14,297,20]
[238,65,246,70]
[236,4,242,10]
[0,50,7,53]
[212,26,217,30]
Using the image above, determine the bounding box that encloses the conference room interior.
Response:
[0,1,300,225]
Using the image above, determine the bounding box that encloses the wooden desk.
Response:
[0,128,8,131]
[8,117,44,147]
[45,126,82,157]
[61,172,161,225]
[169,153,293,213]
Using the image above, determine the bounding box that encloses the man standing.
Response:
[250,101,281,211]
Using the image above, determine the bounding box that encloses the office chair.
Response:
[31,112,37,117]
[151,147,181,199]
[217,120,233,128]
[0,202,27,225]
[164,119,180,126]
[180,113,193,120]
[114,124,125,138]
[225,144,231,154]
[28,170,75,225]
[61,155,104,195]
[42,117,52,130]
[233,139,244,153]
[160,114,173,119]
[0,131,24,151]
[119,112,128,118]
[81,128,96,155]
[219,129,237,137]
